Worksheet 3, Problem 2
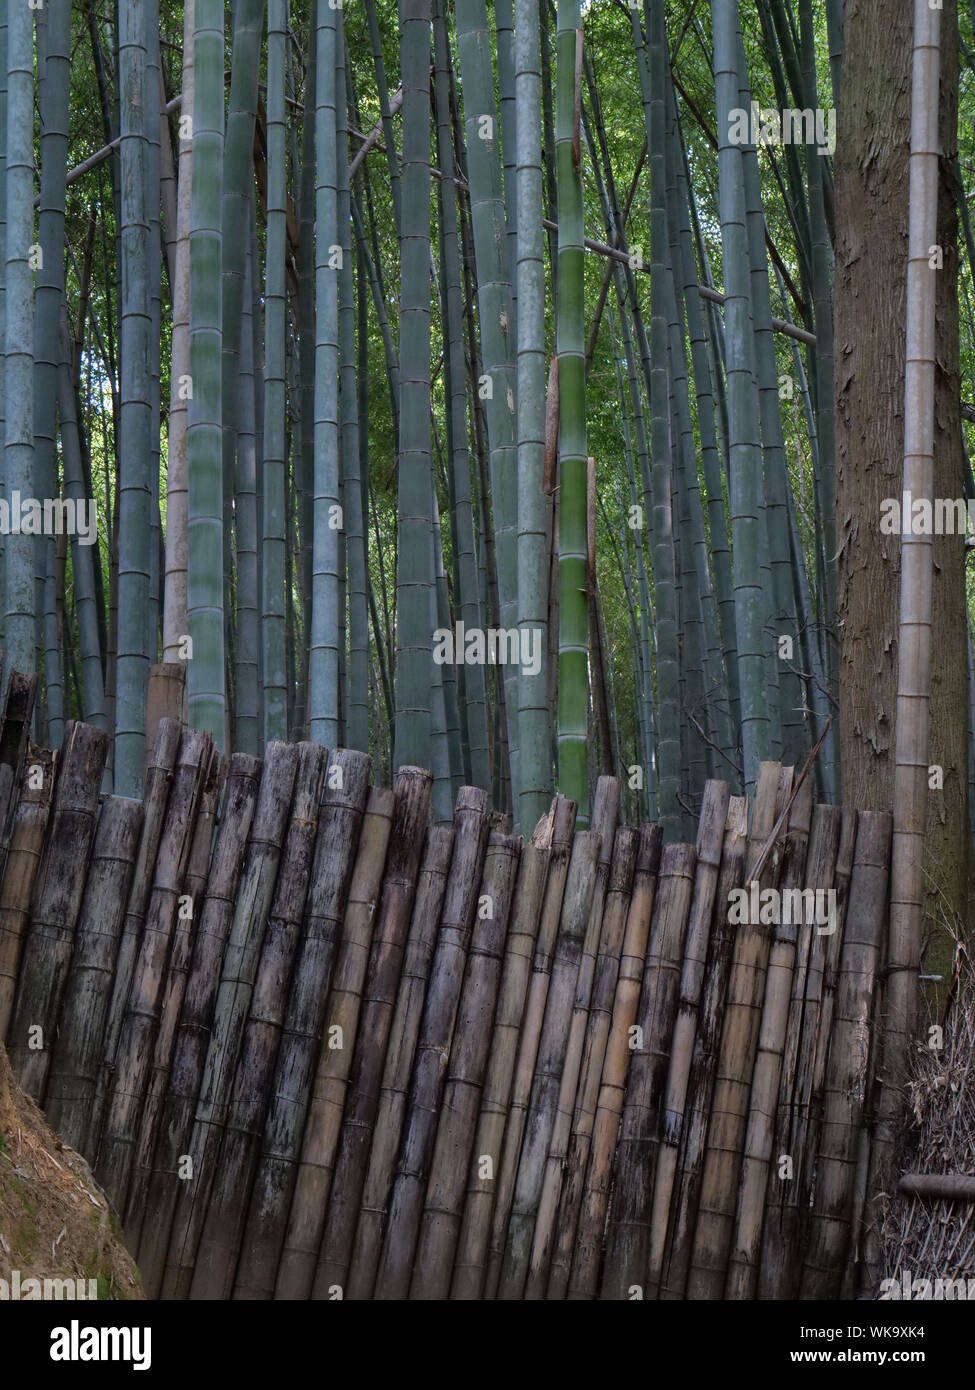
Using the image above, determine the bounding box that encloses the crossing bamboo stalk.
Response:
[0,747,54,1042]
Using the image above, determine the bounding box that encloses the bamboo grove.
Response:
[0,0,971,944]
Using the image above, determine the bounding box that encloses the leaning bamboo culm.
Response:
[187,742,327,1297]
[600,839,697,1300]
[229,748,371,1299]
[313,767,433,1297]
[411,830,521,1298]
[43,797,145,1152]
[0,747,55,1041]
[7,722,109,1100]
[645,780,731,1299]
[450,839,549,1299]
[373,786,491,1299]
[800,812,891,1298]
[273,785,395,1300]
[0,671,38,858]
[136,754,262,1297]
[568,821,662,1299]
[339,824,454,1300]
[162,741,299,1298]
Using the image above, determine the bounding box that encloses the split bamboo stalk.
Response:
[600,840,697,1300]
[685,762,788,1300]
[808,809,858,1128]
[43,797,144,1153]
[273,786,396,1300]
[311,766,433,1296]
[336,824,454,1300]
[162,741,299,1299]
[95,727,210,1213]
[7,722,109,1101]
[483,795,577,1297]
[0,671,38,857]
[725,779,813,1299]
[660,797,748,1299]
[136,754,262,1297]
[801,812,890,1298]
[411,830,522,1298]
[568,822,663,1299]
[450,840,549,1299]
[645,780,731,1299]
[0,747,55,1041]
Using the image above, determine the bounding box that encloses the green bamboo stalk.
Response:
[0,8,7,657]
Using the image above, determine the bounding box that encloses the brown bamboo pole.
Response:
[483,795,577,1298]
[95,727,210,1213]
[800,811,890,1298]
[645,780,731,1300]
[411,830,522,1299]
[450,840,549,1299]
[0,671,38,857]
[337,824,454,1300]
[7,722,110,1100]
[136,753,262,1297]
[0,747,55,1041]
[273,786,396,1300]
[568,822,662,1299]
[659,797,747,1299]
[43,797,145,1154]
[162,741,300,1299]
[311,767,433,1296]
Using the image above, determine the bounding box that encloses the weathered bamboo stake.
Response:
[310,767,433,1296]
[136,754,262,1298]
[756,801,842,1300]
[187,744,329,1297]
[725,779,814,1300]
[411,830,522,1299]
[373,786,491,1300]
[523,779,621,1298]
[95,727,210,1213]
[659,797,748,1299]
[162,741,299,1299]
[483,796,577,1298]
[645,780,731,1299]
[568,822,662,1299]
[43,797,145,1154]
[337,824,454,1300]
[0,748,55,1041]
[7,722,109,1101]
[600,840,697,1300]
[450,839,549,1299]
[0,671,38,859]
[800,811,890,1298]
[546,824,639,1299]
[684,762,789,1300]
[273,786,396,1300]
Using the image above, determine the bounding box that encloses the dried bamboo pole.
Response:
[273,786,396,1300]
[600,840,697,1300]
[95,727,211,1213]
[311,767,433,1296]
[725,779,813,1299]
[450,839,549,1299]
[547,824,639,1299]
[0,671,38,857]
[483,795,577,1298]
[373,786,491,1300]
[567,822,662,1299]
[756,801,843,1299]
[801,812,890,1298]
[136,753,262,1297]
[43,797,145,1154]
[162,741,300,1298]
[645,781,731,1299]
[337,824,454,1300]
[685,762,789,1300]
[7,722,110,1100]
[411,830,522,1299]
[807,808,858,1155]
[185,744,327,1297]
[0,747,55,1041]
[660,797,748,1299]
